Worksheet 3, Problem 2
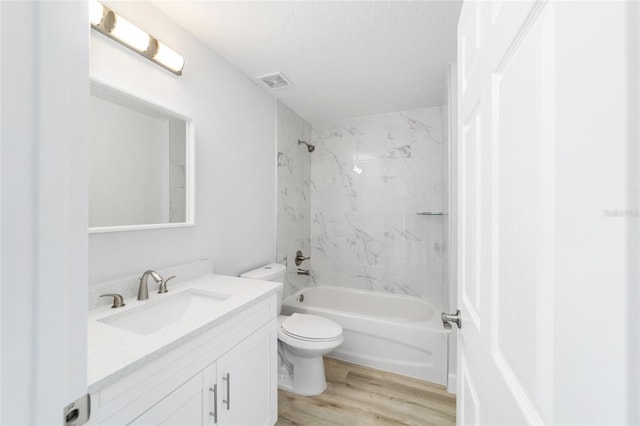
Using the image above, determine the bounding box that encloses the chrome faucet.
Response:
[137,270,163,300]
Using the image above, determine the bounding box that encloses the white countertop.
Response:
[88,274,281,393]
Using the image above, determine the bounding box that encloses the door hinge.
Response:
[63,393,90,426]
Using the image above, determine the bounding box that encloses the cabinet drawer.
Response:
[129,373,203,426]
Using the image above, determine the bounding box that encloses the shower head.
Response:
[297,139,315,153]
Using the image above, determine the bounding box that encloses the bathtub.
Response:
[281,286,448,385]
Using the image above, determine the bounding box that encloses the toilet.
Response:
[240,263,344,396]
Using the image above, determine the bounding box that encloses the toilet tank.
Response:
[240,263,286,282]
[240,263,286,313]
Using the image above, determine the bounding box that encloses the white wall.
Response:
[628,4,640,423]
[89,1,276,282]
[553,2,633,422]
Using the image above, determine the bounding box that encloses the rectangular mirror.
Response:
[89,80,194,233]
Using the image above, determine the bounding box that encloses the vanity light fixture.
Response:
[89,0,184,76]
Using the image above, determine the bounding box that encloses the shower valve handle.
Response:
[295,250,310,266]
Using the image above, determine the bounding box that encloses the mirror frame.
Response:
[88,79,195,233]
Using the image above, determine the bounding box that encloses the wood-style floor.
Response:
[276,357,456,426]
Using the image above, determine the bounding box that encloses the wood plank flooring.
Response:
[276,357,456,426]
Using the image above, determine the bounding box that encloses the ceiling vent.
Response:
[257,72,294,90]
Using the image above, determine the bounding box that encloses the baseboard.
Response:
[447,372,457,394]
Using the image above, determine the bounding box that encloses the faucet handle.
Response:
[295,250,311,266]
[100,293,125,308]
[158,275,176,294]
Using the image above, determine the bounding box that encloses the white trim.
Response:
[0,2,3,421]
[88,78,196,233]
[459,101,481,330]
[447,373,457,394]
[493,352,545,424]
[90,78,192,122]
[89,222,194,234]
[274,97,279,262]
[447,62,458,315]
[459,353,479,425]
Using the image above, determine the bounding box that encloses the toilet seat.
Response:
[279,313,342,342]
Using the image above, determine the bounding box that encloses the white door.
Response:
[1,1,89,424]
[455,1,634,424]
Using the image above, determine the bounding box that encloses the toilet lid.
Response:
[281,313,342,341]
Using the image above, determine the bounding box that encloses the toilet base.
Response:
[278,379,327,396]
[278,344,329,396]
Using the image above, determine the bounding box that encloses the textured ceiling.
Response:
[151,1,462,124]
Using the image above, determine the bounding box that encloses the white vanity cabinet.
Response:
[131,322,274,426]
[202,322,274,426]
[90,294,278,426]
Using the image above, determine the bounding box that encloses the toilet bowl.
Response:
[240,263,343,396]
[277,314,344,395]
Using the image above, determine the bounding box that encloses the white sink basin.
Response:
[99,289,231,335]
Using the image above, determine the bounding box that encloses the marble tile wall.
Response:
[276,101,312,298]
[310,107,443,302]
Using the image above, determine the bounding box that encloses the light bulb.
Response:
[89,0,104,25]
[110,14,150,52]
[154,42,185,73]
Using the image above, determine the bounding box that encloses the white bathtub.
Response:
[281,286,448,385]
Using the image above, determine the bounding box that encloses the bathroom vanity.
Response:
[87,275,280,425]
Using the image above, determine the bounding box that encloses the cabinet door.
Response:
[130,373,202,426]
[217,320,277,426]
